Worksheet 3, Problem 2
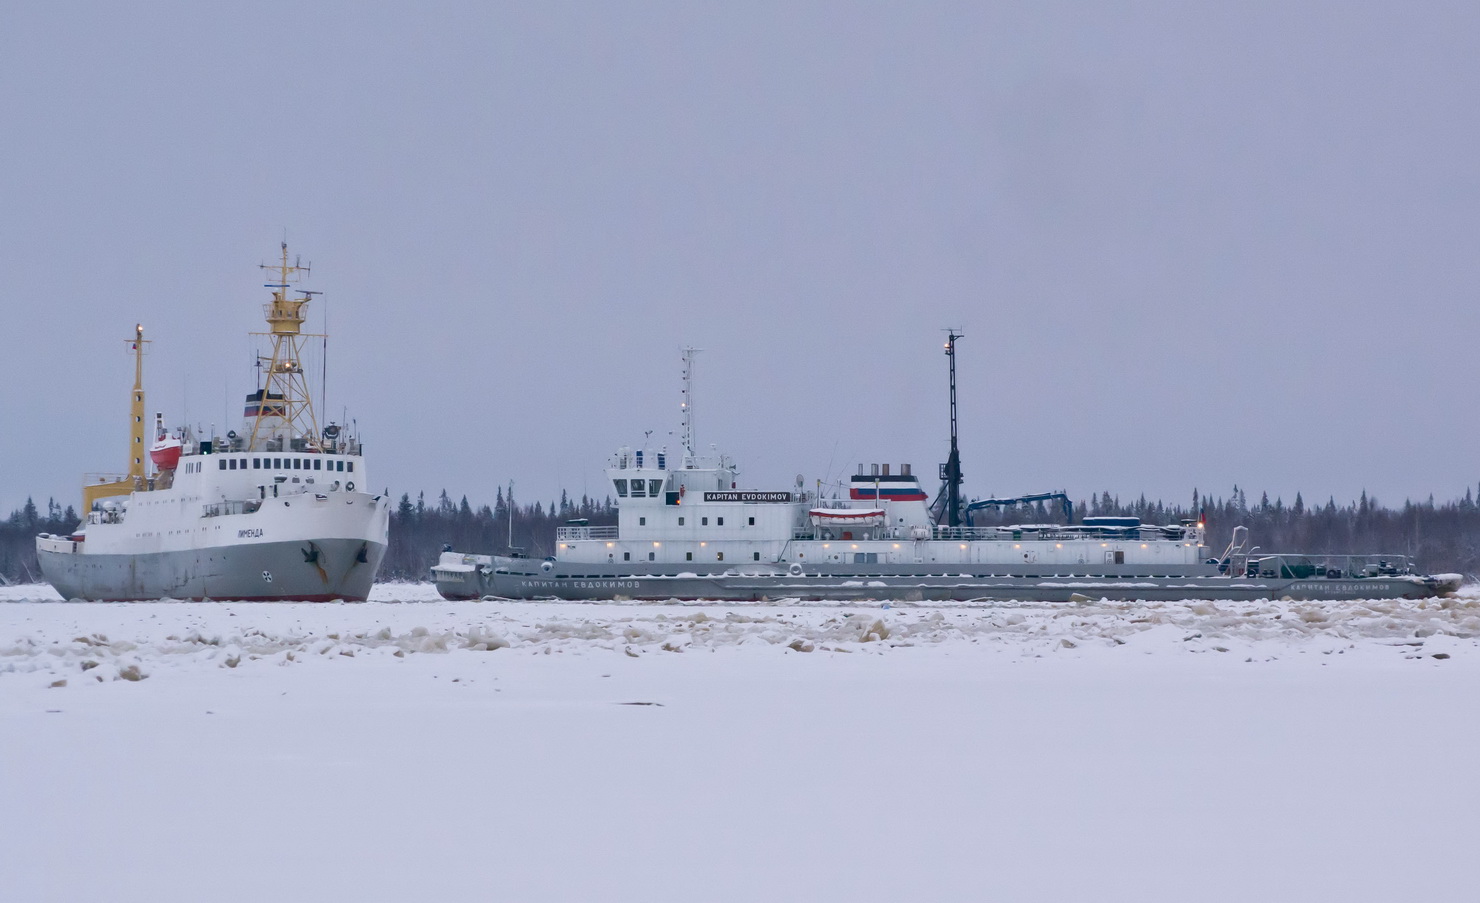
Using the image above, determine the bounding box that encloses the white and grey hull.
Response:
[443,559,1462,603]
[39,536,387,602]
[39,491,391,602]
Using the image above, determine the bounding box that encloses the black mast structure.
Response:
[932,329,965,527]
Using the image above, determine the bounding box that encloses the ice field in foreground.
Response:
[4,584,1480,901]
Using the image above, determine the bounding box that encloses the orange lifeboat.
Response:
[149,413,182,471]
[150,436,182,471]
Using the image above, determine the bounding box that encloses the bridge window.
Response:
[630,480,646,497]
[648,479,662,496]
[614,479,628,497]
[313,460,321,470]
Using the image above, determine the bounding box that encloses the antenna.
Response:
[680,346,701,458]
[300,289,326,419]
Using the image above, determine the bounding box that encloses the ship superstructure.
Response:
[38,244,389,601]
[434,344,1459,603]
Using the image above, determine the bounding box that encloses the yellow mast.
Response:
[82,324,149,511]
[245,242,325,452]
[129,323,146,480]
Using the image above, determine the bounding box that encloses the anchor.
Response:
[302,542,328,583]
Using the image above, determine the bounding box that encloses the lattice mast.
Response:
[247,243,324,452]
[680,346,700,460]
[933,329,966,527]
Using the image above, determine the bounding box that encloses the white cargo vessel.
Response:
[38,244,389,601]
[435,340,1459,603]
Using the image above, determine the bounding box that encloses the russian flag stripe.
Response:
[850,488,928,501]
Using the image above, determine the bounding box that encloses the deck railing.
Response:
[1230,553,1415,579]
[794,524,1198,543]
[203,500,263,518]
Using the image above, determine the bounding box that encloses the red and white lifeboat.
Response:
[809,507,886,529]
[149,413,182,471]
[150,435,182,471]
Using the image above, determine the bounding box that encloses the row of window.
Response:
[615,551,763,562]
[636,515,756,527]
[614,478,664,498]
[218,457,354,473]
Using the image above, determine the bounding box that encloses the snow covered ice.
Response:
[4,584,1480,901]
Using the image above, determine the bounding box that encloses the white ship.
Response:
[37,244,389,601]
[435,340,1460,603]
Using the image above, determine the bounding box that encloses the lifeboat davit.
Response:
[150,436,182,471]
[809,507,886,529]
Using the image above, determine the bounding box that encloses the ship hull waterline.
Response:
[38,536,387,602]
[438,561,1463,603]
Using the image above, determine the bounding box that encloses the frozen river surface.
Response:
[4,583,1480,901]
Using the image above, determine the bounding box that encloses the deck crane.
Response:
[964,492,1074,526]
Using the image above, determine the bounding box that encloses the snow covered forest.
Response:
[7,485,1480,585]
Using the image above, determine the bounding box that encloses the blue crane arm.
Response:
[964,492,1074,524]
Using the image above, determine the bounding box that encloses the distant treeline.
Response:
[5,485,1480,584]
[0,498,79,584]
[972,486,1480,577]
[382,488,616,578]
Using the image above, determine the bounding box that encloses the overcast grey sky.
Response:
[4,1,1479,516]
